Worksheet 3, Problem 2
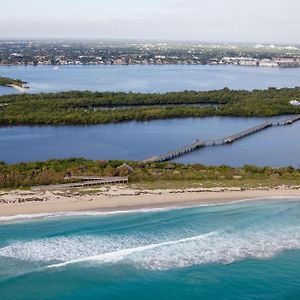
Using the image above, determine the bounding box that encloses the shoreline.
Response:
[6,84,28,92]
[1,186,300,219]
[0,63,299,69]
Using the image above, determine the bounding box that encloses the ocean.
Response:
[1,198,300,299]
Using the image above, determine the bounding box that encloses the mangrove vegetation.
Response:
[0,76,26,88]
[0,87,300,125]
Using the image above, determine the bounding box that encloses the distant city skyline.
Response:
[1,0,300,44]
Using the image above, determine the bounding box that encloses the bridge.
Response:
[143,115,300,163]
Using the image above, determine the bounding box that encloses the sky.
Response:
[1,0,299,44]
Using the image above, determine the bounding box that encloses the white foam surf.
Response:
[1,197,300,271]
[47,232,217,269]
[0,207,175,223]
[1,225,300,270]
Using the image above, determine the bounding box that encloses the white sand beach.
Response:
[1,185,300,218]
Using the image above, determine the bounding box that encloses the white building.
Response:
[259,59,278,67]
[289,100,300,106]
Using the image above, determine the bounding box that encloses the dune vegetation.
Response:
[0,158,299,189]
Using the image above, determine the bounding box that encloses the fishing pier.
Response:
[143,115,300,163]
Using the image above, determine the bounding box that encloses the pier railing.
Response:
[222,121,272,144]
[143,140,206,162]
[272,115,300,126]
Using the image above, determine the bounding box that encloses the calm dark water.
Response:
[1,116,299,166]
[1,64,300,95]
[1,199,300,300]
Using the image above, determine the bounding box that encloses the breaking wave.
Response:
[1,199,300,272]
[0,207,173,223]
[1,226,300,271]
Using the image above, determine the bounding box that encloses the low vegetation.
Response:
[0,158,299,189]
[0,87,300,125]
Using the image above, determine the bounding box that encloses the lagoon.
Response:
[1,65,300,166]
[1,116,300,167]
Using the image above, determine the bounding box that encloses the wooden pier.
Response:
[144,140,206,162]
[31,176,129,190]
[143,115,300,163]
[223,121,272,144]
[273,115,300,126]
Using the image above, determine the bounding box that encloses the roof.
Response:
[116,163,134,173]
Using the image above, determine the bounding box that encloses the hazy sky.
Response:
[1,0,299,43]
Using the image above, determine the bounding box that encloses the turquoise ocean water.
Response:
[1,198,300,299]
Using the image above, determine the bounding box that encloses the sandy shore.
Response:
[1,186,300,218]
[6,84,28,92]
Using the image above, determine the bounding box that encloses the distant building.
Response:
[10,53,23,58]
[155,55,166,59]
[239,59,258,66]
[113,58,126,65]
[276,59,299,68]
[259,59,278,67]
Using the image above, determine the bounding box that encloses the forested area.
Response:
[0,87,300,125]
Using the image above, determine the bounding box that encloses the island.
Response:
[0,87,300,125]
[0,76,28,92]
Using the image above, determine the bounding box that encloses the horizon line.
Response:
[0,38,299,47]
